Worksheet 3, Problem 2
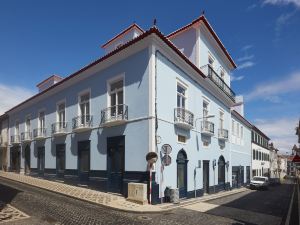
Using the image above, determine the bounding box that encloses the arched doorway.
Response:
[218,155,225,188]
[24,145,31,174]
[177,149,188,198]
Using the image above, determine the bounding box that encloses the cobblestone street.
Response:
[0,177,295,225]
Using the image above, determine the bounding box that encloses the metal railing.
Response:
[201,121,214,134]
[72,115,93,130]
[11,135,20,144]
[33,128,47,139]
[52,122,68,134]
[21,132,32,142]
[101,104,128,124]
[174,107,194,127]
[200,64,236,102]
[218,129,229,139]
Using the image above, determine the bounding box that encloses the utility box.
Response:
[127,183,148,205]
[170,188,179,204]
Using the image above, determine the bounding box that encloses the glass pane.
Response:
[110,93,116,106]
[80,93,90,103]
[117,91,123,105]
[111,80,123,91]
[177,95,180,108]
[178,164,184,189]
[177,85,185,95]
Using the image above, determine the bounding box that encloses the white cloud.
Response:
[254,117,298,153]
[237,61,255,70]
[237,54,255,62]
[275,11,296,39]
[241,45,253,51]
[231,75,245,82]
[247,4,258,10]
[245,71,300,101]
[263,0,300,8]
[0,83,34,115]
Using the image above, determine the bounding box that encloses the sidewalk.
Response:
[0,171,249,213]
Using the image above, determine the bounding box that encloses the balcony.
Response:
[52,122,68,137]
[33,128,47,140]
[72,115,93,133]
[174,108,194,130]
[200,65,236,102]
[201,121,214,136]
[11,135,21,145]
[101,104,128,127]
[21,132,32,142]
[218,129,229,140]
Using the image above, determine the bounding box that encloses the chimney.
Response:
[37,75,63,93]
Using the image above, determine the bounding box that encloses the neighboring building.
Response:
[0,114,9,171]
[269,142,279,178]
[251,126,270,177]
[230,110,252,188]
[5,14,252,203]
[277,155,288,179]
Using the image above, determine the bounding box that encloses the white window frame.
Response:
[38,109,46,130]
[219,110,224,130]
[176,80,188,109]
[25,115,31,132]
[56,99,66,124]
[208,52,215,67]
[78,89,91,117]
[15,120,20,135]
[107,73,125,108]
[232,120,235,136]
[202,99,210,120]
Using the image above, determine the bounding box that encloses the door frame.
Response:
[24,145,31,175]
[107,135,125,194]
[56,144,66,178]
[37,146,45,176]
[203,160,210,194]
[176,149,188,198]
[77,140,90,183]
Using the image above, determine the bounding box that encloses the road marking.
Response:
[284,183,295,225]
[183,202,282,225]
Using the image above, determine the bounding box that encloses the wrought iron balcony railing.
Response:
[52,122,68,136]
[101,104,128,125]
[218,129,229,140]
[33,128,47,139]
[11,135,21,145]
[201,120,214,135]
[200,64,236,102]
[21,132,32,142]
[72,115,93,131]
[174,107,194,129]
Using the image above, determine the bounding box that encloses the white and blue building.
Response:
[5,15,253,203]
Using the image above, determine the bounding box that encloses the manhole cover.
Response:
[137,215,152,221]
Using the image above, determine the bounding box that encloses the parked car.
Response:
[250,176,269,190]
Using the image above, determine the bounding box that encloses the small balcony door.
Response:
[39,111,45,130]
[109,79,124,118]
[79,93,90,125]
[25,116,31,133]
[177,84,186,109]
[57,102,66,129]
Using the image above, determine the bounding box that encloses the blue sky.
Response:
[0,0,299,152]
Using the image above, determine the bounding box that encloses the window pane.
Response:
[117,91,123,105]
[111,80,123,91]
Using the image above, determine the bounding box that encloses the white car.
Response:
[250,176,269,190]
